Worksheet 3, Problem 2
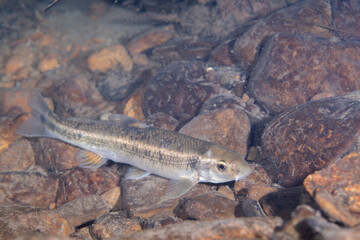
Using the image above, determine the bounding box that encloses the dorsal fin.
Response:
[108,114,148,128]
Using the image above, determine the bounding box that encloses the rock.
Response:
[0,204,74,239]
[241,198,267,217]
[54,194,110,227]
[261,97,360,187]
[0,138,36,171]
[233,0,334,71]
[144,113,180,131]
[120,217,282,240]
[179,108,250,158]
[123,86,146,121]
[87,45,133,72]
[0,172,58,208]
[127,25,175,56]
[209,41,233,66]
[38,56,59,72]
[90,213,142,239]
[142,61,214,123]
[121,174,213,219]
[217,185,235,201]
[151,39,216,62]
[0,88,34,116]
[34,138,78,172]
[96,69,143,102]
[3,44,36,75]
[142,211,182,229]
[175,191,238,220]
[332,0,360,40]
[53,74,113,117]
[304,146,360,226]
[56,168,120,206]
[249,33,360,113]
[101,186,122,211]
[205,66,247,92]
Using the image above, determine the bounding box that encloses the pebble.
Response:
[142,212,182,229]
[123,85,146,121]
[101,186,122,211]
[261,97,360,187]
[38,56,59,72]
[0,139,35,171]
[87,45,133,72]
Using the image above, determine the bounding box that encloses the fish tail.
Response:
[16,89,52,137]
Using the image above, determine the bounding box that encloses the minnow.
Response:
[16,90,252,198]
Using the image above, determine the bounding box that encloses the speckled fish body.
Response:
[16,90,252,198]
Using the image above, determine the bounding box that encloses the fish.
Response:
[16,90,252,199]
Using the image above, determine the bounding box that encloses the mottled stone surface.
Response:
[120,217,282,240]
[144,113,180,131]
[179,108,250,157]
[332,0,360,40]
[123,85,146,121]
[0,172,58,208]
[56,168,121,206]
[54,194,110,227]
[304,147,360,226]
[233,0,333,71]
[250,33,360,113]
[142,211,182,229]
[261,97,360,187]
[0,139,36,171]
[101,186,122,211]
[142,61,214,123]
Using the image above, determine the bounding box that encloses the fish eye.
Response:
[217,161,227,172]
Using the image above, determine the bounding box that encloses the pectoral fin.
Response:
[165,178,199,199]
[76,150,107,168]
[125,166,150,180]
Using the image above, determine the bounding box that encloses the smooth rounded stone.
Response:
[0,88,34,116]
[151,39,216,62]
[53,74,114,117]
[56,168,121,206]
[179,108,250,158]
[249,33,360,113]
[233,0,334,71]
[90,212,142,239]
[96,69,143,102]
[174,191,238,220]
[208,41,233,66]
[0,204,74,239]
[0,171,58,208]
[0,139,35,171]
[121,174,214,219]
[304,146,360,226]
[234,164,277,201]
[142,211,182,229]
[332,0,360,40]
[142,61,214,123]
[54,194,110,227]
[144,113,180,131]
[34,138,78,172]
[120,217,282,240]
[200,94,267,123]
[205,66,247,92]
[123,85,146,122]
[101,186,122,211]
[261,97,360,187]
[241,198,266,217]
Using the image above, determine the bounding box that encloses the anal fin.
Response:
[125,166,150,180]
[165,178,199,199]
[76,149,107,169]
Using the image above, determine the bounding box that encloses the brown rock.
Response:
[304,147,360,226]
[90,213,142,239]
[120,217,282,240]
[34,138,78,172]
[179,108,250,158]
[101,186,122,211]
[144,113,180,131]
[123,86,146,121]
[234,164,276,201]
[53,74,113,117]
[87,45,133,72]
[0,204,74,239]
[0,139,36,171]
[56,168,120,206]
[233,0,334,71]
[249,33,360,113]
[142,61,214,123]
[54,194,110,227]
[175,191,238,220]
[142,211,182,229]
[332,0,360,40]
[0,114,24,156]
[261,97,360,187]
[127,25,175,56]
[151,39,216,62]
[209,41,233,66]
[38,56,59,72]
[0,171,58,208]
[0,88,34,116]
[121,174,213,219]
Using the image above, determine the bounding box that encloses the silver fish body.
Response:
[16,90,252,198]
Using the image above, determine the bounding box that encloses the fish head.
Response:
[198,145,252,183]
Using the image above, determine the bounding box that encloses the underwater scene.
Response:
[0,0,360,239]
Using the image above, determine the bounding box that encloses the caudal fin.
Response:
[15,89,51,137]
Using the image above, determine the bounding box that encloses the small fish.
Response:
[16,90,252,199]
